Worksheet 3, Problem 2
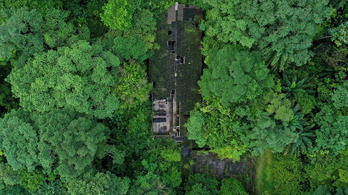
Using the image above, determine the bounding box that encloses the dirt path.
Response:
[255,149,273,195]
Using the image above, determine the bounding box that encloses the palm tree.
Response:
[281,72,314,98]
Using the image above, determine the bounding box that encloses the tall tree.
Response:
[199,45,274,107]
[186,98,248,160]
[314,105,348,154]
[8,41,120,119]
[33,109,111,180]
[0,109,40,171]
[202,0,333,68]
[67,171,129,195]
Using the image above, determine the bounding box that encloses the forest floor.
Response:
[255,149,274,195]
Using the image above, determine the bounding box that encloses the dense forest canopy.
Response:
[0,0,347,194]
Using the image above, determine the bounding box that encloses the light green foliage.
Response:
[242,113,297,155]
[199,45,274,106]
[329,22,348,47]
[264,91,294,125]
[19,170,46,192]
[113,37,150,61]
[185,108,206,147]
[314,106,348,154]
[0,8,44,66]
[186,99,248,160]
[271,155,305,195]
[332,81,348,109]
[0,110,39,171]
[115,63,152,110]
[202,0,333,68]
[101,0,134,30]
[67,172,130,195]
[306,153,348,190]
[185,174,220,195]
[220,178,247,195]
[33,110,109,180]
[8,41,119,119]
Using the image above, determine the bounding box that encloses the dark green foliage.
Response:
[8,41,119,119]
[220,178,247,195]
[330,22,348,47]
[0,0,63,14]
[0,65,18,116]
[185,174,220,195]
[281,72,313,98]
[0,109,40,171]
[199,45,274,106]
[332,80,348,109]
[295,92,317,114]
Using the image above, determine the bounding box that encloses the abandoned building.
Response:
[150,3,203,142]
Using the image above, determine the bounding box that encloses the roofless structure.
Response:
[149,3,203,142]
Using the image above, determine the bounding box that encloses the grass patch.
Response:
[255,149,274,195]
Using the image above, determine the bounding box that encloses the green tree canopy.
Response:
[199,45,274,106]
[185,174,220,195]
[0,109,40,171]
[100,0,134,30]
[220,178,247,195]
[271,155,305,195]
[33,109,110,180]
[114,62,152,110]
[186,98,248,160]
[332,80,348,109]
[0,8,44,66]
[314,105,348,154]
[67,171,130,195]
[202,0,333,68]
[241,112,297,155]
[8,41,120,119]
